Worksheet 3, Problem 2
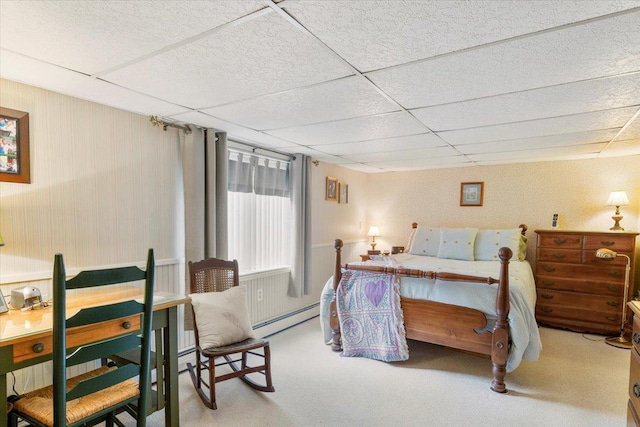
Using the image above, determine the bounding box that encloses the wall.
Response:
[366,157,640,288]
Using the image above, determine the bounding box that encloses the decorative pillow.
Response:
[474,229,527,261]
[408,227,440,256]
[189,286,255,349]
[437,228,478,261]
[474,229,524,261]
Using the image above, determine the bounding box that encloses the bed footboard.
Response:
[329,238,513,393]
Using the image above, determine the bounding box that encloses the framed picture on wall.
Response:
[0,107,30,184]
[339,183,348,204]
[326,176,338,201]
[460,182,483,206]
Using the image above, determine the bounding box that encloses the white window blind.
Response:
[227,150,292,274]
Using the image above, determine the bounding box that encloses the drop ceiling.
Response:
[1,0,639,173]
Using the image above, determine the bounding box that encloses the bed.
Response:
[320,223,541,393]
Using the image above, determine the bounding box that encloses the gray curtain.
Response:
[289,154,311,297]
[254,158,290,197]
[213,131,228,260]
[228,152,254,193]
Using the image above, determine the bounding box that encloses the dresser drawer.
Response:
[633,316,640,354]
[630,348,640,420]
[535,275,623,295]
[584,250,633,267]
[537,234,583,249]
[536,248,581,264]
[629,399,640,427]
[536,305,619,332]
[536,262,625,282]
[585,234,635,251]
[536,289,623,312]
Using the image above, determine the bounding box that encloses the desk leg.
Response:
[1,372,7,427]
[164,306,180,427]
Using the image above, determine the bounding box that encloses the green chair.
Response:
[9,249,155,427]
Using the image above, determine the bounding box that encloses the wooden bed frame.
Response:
[329,223,528,393]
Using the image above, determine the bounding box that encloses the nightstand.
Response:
[360,254,371,262]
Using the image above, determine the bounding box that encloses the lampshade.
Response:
[367,226,380,237]
[606,191,629,207]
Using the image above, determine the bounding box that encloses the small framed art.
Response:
[326,176,338,201]
[460,182,483,206]
[0,107,30,183]
[339,183,348,204]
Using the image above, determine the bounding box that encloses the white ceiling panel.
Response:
[1,1,638,173]
[284,0,640,72]
[367,10,640,109]
[439,107,638,146]
[266,111,428,146]
[0,0,266,75]
[0,49,189,117]
[201,76,398,130]
[614,113,640,141]
[101,12,354,108]
[413,73,640,131]
[455,129,620,155]
[342,146,460,163]
[310,133,445,156]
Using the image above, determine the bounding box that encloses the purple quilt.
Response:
[336,270,408,362]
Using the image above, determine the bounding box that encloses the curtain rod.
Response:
[149,116,192,134]
[227,138,295,161]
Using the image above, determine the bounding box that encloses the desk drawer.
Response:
[630,348,640,420]
[13,315,141,364]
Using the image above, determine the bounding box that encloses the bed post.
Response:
[329,239,343,352]
[491,246,512,393]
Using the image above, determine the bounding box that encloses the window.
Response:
[227,150,291,274]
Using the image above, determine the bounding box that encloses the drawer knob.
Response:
[606,316,617,322]
[122,321,132,329]
[541,294,554,299]
[542,280,555,286]
[600,240,615,247]
[552,253,566,259]
[553,238,566,245]
[610,272,623,278]
[606,301,620,307]
[543,266,556,272]
[633,333,640,345]
[634,383,640,399]
[32,343,45,353]
[607,285,620,293]
[541,307,553,313]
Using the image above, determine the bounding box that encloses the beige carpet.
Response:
[131,319,629,426]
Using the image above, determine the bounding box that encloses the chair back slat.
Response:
[66,363,140,401]
[66,266,147,289]
[66,300,143,329]
[66,334,142,367]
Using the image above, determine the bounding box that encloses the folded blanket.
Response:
[336,270,408,362]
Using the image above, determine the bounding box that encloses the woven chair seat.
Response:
[12,366,139,427]
[200,337,269,356]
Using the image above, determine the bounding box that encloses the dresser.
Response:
[627,301,640,426]
[534,230,638,334]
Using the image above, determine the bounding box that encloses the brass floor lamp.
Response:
[596,247,632,349]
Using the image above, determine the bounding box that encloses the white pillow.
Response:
[408,227,440,256]
[437,228,478,261]
[406,227,417,252]
[190,286,255,349]
[474,229,523,261]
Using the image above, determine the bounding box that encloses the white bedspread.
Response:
[320,253,541,372]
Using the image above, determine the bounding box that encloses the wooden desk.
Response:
[0,287,189,427]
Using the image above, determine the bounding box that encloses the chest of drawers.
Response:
[627,302,640,426]
[534,230,638,334]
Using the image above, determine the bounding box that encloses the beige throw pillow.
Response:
[190,286,255,349]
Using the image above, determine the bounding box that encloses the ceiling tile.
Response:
[455,129,620,154]
[367,10,640,108]
[599,138,640,157]
[311,133,445,156]
[614,113,640,141]
[339,163,386,173]
[467,143,607,162]
[100,12,354,108]
[438,107,638,145]
[283,0,639,72]
[0,0,267,74]
[266,111,428,146]
[342,146,460,163]
[413,72,640,131]
[366,156,472,171]
[0,49,188,117]
[201,76,398,130]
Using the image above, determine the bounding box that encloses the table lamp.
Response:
[596,247,631,348]
[606,191,629,231]
[367,226,380,251]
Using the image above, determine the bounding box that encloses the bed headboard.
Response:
[411,222,527,235]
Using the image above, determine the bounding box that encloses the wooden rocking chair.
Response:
[187,258,274,410]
